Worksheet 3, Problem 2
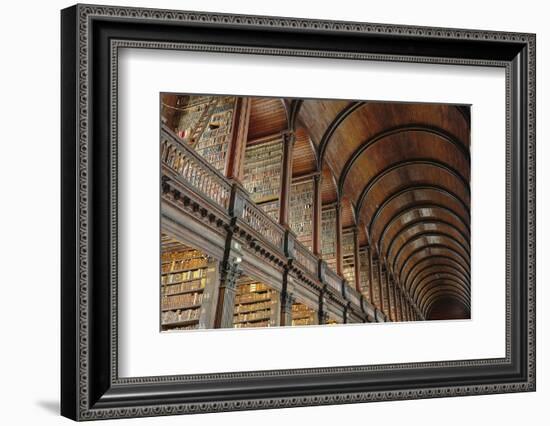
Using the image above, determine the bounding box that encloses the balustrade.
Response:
[161,127,231,211]
[294,239,318,277]
[240,198,285,250]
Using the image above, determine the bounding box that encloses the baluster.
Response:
[161,141,168,162]
[177,153,186,175]
[197,169,203,192]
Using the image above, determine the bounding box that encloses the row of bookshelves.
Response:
[233,278,277,328]
[233,320,270,328]
[359,250,371,302]
[161,237,210,331]
[193,96,236,173]
[342,231,356,286]
[161,278,206,296]
[321,207,337,272]
[242,139,283,204]
[291,303,317,326]
[161,270,205,285]
[161,248,205,262]
[173,97,211,143]
[161,309,201,326]
[161,259,208,274]
[289,180,314,251]
[161,292,203,311]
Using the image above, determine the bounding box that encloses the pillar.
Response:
[312,174,322,256]
[225,97,251,182]
[280,290,294,327]
[335,200,343,276]
[353,226,361,292]
[279,131,295,227]
[375,256,384,313]
[386,268,394,321]
[367,246,374,306]
[214,256,242,328]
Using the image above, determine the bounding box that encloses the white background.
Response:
[119,49,505,377]
[0,0,546,425]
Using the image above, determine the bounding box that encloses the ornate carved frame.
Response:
[61,4,536,420]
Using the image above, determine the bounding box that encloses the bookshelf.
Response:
[321,206,337,273]
[325,315,340,325]
[160,237,209,331]
[289,179,314,251]
[193,96,237,173]
[233,277,279,328]
[380,267,390,316]
[242,138,283,221]
[173,96,211,141]
[359,249,371,302]
[291,302,317,326]
[342,230,355,286]
[371,258,381,309]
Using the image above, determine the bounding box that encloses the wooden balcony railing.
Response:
[240,198,285,250]
[161,127,231,211]
[324,266,343,295]
[344,285,362,309]
[294,239,318,278]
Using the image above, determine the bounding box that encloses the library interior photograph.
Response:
[160,94,471,332]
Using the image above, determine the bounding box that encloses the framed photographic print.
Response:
[61,4,536,421]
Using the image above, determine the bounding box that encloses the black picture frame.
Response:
[61,4,536,421]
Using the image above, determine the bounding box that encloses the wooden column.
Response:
[280,290,294,327]
[318,290,328,325]
[398,286,404,322]
[386,267,394,321]
[393,283,399,322]
[402,292,407,322]
[391,273,398,321]
[382,262,393,321]
[279,131,295,227]
[353,227,361,292]
[335,200,343,276]
[225,97,251,182]
[399,287,406,321]
[376,257,385,314]
[214,248,242,328]
[312,174,322,256]
[367,246,374,306]
[214,189,245,328]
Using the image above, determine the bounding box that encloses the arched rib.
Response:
[367,185,470,238]
[403,255,470,290]
[338,125,470,194]
[317,101,365,169]
[356,160,471,220]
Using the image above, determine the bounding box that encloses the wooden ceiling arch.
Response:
[403,254,470,293]
[337,125,470,195]
[413,275,470,302]
[389,233,470,275]
[410,265,470,293]
[355,160,470,220]
[384,222,470,264]
[420,285,471,315]
[370,189,470,239]
[404,256,470,291]
[394,245,470,290]
[373,204,471,254]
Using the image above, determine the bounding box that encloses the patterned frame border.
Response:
[69,4,535,420]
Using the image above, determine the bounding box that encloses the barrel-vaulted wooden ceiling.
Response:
[248,97,471,320]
